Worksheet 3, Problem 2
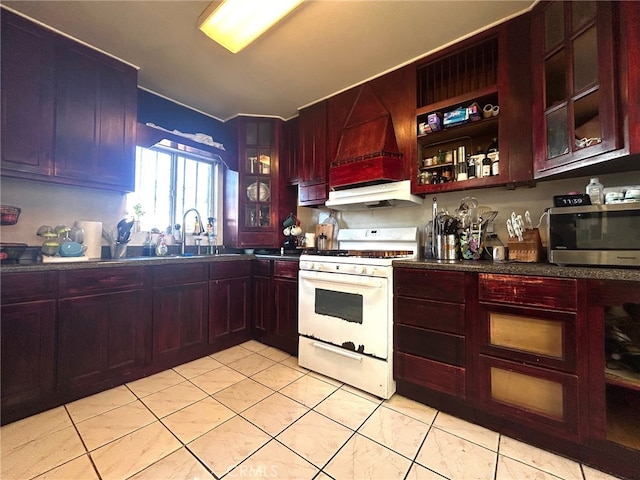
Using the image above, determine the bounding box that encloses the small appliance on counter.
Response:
[549,182,640,267]
[547,200,640,267]
[282,213,302,252]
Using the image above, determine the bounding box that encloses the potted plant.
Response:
[132,203,145,232]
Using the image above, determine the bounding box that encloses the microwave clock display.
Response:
[553,194,592,207]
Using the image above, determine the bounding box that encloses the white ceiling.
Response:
[3,1,535,122]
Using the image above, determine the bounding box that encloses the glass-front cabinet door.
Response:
[532,1,619,177]
[242,120,273,230]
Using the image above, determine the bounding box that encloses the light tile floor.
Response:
[0,340,624,480]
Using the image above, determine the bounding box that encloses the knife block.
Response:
[508,228,544,262]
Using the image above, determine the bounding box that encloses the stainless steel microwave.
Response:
[547,203,640,267]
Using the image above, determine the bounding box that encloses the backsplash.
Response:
[2,170,638,251]
[297,170,640,247]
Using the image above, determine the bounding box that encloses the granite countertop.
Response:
[1,251,303,274]
[393,258,640,281]
[1,254,253,273]
[4,252,638,281]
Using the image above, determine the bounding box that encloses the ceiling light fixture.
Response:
[198,0,304,54]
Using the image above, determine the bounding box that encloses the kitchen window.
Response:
[127,146,222,236]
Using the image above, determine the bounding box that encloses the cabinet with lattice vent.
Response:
[412,16,534,194]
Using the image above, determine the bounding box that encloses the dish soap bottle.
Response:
[586,177,604,204]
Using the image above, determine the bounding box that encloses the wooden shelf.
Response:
[416,85,499,115]
[605,366,640,391]
[418,116,498,147]
[606,385,640,451]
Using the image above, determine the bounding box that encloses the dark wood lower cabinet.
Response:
[394,268,470,404]
[394,268,640,480]
[153,284,209,367]
[585,280,640,480]
[1,301,57,422]
[58,289,149,399]
[272,274,298,355]
[152,264,209,368]
[251,259,298,356]
[209,261,252,350]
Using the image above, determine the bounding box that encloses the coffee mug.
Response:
[290,226,303,236]
[492,245,506,261]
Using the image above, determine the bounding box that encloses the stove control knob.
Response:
[355,265,366,275]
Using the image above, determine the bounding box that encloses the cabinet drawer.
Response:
[478,354,579,439]
[479,274,577,311]
[59,266,144,296]
[478,304,576,372]
[253,259,272,276]
[153,263,208,287]
[394,351,465,398]
[395,297,465,335]
[395,324,465,366]
[274,260,298,279]
[1,271,58,303]
[394,269,466,303]
[210,260,252,279]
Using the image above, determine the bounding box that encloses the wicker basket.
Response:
[0,205,21,225]
[508,228,545,262]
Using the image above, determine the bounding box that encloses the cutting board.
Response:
[315,223,335,249]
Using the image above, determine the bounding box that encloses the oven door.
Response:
[298,269,390,359]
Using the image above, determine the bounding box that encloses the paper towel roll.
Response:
[75,220,103,260]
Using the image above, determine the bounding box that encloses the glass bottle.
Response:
[467,153,476,179]
[480,147,491,177]
[423,221,434,259]
[142,233,154,256]
[155,233,168,256]
[586,177,604,204]
[487,137,499,176]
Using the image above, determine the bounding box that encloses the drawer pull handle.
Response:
[312,342,363,362]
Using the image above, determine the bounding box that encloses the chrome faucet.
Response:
[181,208,204,256]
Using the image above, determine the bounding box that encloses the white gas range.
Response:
[297,227,418,399]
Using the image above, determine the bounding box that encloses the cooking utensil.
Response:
[506,219,516,238]
[116,218,134,243]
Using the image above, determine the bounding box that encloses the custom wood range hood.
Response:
[326,85,422,210]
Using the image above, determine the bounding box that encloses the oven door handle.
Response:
[299,270,384,289]
[312,342,363,362]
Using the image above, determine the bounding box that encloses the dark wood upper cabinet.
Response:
[53,38,137,190]
[297,101,328,206]
[621,1,640,156]
[283,117,300,185]
[0,9,137,192]
[226,117,296,248]
[1,10,55,178]
[413,17,534,194]
[531,1,622,177]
